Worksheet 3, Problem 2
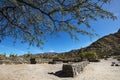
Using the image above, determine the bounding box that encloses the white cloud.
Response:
[49,50,55,52]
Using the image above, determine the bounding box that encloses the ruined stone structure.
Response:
[62,61,89,77]
[30,58,36,64]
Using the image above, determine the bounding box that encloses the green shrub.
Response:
[80,51,98,60]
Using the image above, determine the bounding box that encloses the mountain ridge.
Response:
[31,29,120,58]
[57,29,120,58]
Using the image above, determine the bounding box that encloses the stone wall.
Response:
[62,61,89,77]
[36,59,52,64]
[0,58,52,64]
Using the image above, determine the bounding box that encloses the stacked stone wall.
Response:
[62,61,89,77]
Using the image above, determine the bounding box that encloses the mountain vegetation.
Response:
[0,29,120,64]
[24,29,120,59]
[56,29,120,59]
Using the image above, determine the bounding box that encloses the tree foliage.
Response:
[0,0,116,47]
[9,53,17,58]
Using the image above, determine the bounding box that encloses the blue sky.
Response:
[0,0,120,56]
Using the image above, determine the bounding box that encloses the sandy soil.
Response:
[0,58,120,80]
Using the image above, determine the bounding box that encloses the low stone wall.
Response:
[62,61,89,77]
[36,59,52,64]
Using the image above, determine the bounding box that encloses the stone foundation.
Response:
[62,61,89,77]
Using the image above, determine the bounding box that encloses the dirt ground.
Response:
[0,58,120,80]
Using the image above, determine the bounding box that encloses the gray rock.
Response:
[62,61,89,77]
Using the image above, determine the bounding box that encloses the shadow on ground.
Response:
[48,70,72,78]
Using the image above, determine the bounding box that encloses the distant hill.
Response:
[59,29,120,58]
[85,29,120,56]
[33,52,58,56]
[25,29,120,59]
[1,29,120,64]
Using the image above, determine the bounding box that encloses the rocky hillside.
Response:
[0,29,119,64]
[86,29,120,56]
[26,29,120,59]
[60,29,120,58]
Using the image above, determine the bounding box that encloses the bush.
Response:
[80,51,98,60]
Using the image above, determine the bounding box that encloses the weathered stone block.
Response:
[30,58,36,64]
[62,61,89,77]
